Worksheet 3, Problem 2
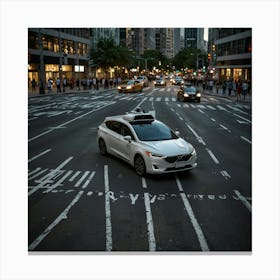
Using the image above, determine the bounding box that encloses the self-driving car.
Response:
[97,110,197,176]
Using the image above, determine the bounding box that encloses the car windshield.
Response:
[127,80,134,85]
[184,87,196,92]
[131,121,178,141]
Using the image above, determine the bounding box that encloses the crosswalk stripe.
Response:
[156,97,161,101]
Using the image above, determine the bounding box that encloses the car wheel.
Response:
[99,138,107,155]
[134,155,146,176]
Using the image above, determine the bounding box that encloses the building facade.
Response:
[208,28,252,82]
[28,28,91,90]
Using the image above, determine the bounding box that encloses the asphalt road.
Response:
[28,84,252,252]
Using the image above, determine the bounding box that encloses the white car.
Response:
[97,110,197,176]
[136,76,149,87]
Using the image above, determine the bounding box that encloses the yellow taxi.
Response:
[118,80,143,93]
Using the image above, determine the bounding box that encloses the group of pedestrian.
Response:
[204,78,250,101]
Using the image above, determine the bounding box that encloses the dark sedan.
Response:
[177,85,201,103]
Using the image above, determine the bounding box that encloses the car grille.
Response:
[165,154,191,163]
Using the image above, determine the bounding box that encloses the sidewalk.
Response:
[202,87,252,104]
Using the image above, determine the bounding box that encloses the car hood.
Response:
[142,138,193,156]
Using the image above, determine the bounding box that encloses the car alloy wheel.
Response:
[134,155,146,176]
[99,138,107,155]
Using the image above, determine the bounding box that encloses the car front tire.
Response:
[134,154,146,176]
[99,138,107,155]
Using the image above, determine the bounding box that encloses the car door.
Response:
[105,121,122,156]
[114,123,135,162]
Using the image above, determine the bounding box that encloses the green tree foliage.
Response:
[172,48,206,70]
[90,38,134,71]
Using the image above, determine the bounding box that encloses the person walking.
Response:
[227,79,233,96]
[47,78,53,93]
[31,78,36,92]
[222,81,226,95]
[242,81,249,100]
[236,81,242,101]
[63,78,67,92]
[56,77,61,92]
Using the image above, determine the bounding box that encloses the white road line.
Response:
[217,105,228,111]
[28,102,115,142]
[186,124,206,146]
[190,104,196,108]
[172,97,176,101]
[177,104,182,107]
[28,190,84,251]
[234,113,251,124]
[233,190,252,212]
[183,104,189,108]
[28,157,73,196]
[175,176,210,251]
[206,148,219,164]
[75,171,90,187]
[226,105,248,115]
[29,168,49,181]
[28,149,52,163]
[198,109,205,114]
[44,170,73,193]
[156,97,161,101]
[149,97,154,101]
[28,167,42,177]
[206,105,216,110]
[220,170,231,180]
[142,177,156,252]
[241,136,252,144]
[211,118,216,122]
[219,124,230,132]
[165,97,169,101]
[69,171,81,182]
[81,171,96,189]
[104,165,112,251]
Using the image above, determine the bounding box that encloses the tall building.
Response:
[184,28,204,51]
[90,28,120,48]
[28,28,91,88]
[155,28,174,58]
[209,28,252,82]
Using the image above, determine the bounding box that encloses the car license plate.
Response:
[175,162,185,168]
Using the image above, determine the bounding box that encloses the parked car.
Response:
[136,76,149,87]
[177,84,201,102]
[118,80,143,93]
[154,78,166,87]
[97,110,197,176]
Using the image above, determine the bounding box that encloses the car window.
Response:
[105,121,121,134]
[184,87,196,92]
[121,124,135,140]
[131,121,178,141]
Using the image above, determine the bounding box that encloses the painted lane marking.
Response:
[69,171,81,182]
[186,124,206,146]
[28,190,84,251]
[28,102,115,142]
[233,190,252,212]
[183,104,189,108]
[207,105,216,110]
[28,149,52,163]
[177,103,182,107]
[234,113,251,124]
[142,177,156,252]
[74,171,90,187]
[219,124,231,132]
[206,148,219,164]
[29,168,49,181]
[104,165,113,251]
[156,97,161,101]
[81,171,96,189]
[28,157,73,196]
[175,176,210,251]
[28,167,42,177]
[241,136,252,144]
[211,118,216,122]
[43,170,73,193]
[226,105,249,115]
[198,109,205,114]
[220,170,231,180]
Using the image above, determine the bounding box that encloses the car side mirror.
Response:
[124,135,132,142]
[175,130,180,136]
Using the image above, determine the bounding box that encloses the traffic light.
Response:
[207,53,211,60]
[212,44,216,51]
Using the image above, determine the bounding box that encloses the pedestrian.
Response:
[242,81,249,100]
[63,78,67,92]
[47,78,53,93]
[236,81,242,101]
[31,78,36,92]
[92,77,96,90]
[56,77,61,92]
[96,78,99,90]
[209,80,214,91]
[227,79,233,96]
[222,81,226,95]
[216,82,219,94]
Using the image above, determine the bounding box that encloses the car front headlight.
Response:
[126,85,132,89]
[196,93,201,97]
[184,93,189,97]
[145,151,165,158]
[118,86,121,89]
